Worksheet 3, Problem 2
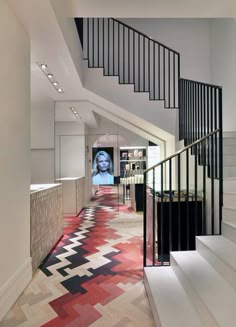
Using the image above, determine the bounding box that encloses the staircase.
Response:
[76,18,236,326]
[144,134,236,326]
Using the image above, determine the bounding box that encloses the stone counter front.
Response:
[55,177,85,216]
[30,184,63,273]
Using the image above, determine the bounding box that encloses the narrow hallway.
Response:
[1,187,155,327]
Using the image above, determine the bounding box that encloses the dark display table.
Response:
[157,198,203,261]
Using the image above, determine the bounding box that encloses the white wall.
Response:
[210,19,236,132]
[121,18,211,83]
[0,0,31,319]
[55,122,86,179]
[30,98,55,183]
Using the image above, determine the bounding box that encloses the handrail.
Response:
[145,129,220,173]
[112,18,180,56]
[179,77,222,89]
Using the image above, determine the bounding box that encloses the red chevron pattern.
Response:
[1,186,154,327]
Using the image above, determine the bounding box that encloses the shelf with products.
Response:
[120,147,146,179]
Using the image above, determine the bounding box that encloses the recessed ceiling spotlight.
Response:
[40,64,47,70]
[37,62,64,94]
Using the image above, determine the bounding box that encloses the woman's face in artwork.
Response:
[97,154,110,172]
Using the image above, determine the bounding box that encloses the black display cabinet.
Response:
[157,198,203,261]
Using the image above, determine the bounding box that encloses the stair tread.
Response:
[144,266,204,327]
[197,235,236,271]
[224,192,236,195]
[171,250,236,326]
[222,220,236,229]
[223,206,236,210]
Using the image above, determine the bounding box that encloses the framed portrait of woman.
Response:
[92,147,114,185]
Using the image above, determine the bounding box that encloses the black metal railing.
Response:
[179,78,223,177]
[143,129,223,266]
[78,18,180,108]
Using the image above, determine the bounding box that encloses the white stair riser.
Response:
[224,179,236,193]
[224,146,236,155]
[170,254,218,327]
[224,166,236,178]
[224,155,236,165]
[224,138,236,146]
[223,132,236,138]
[222,222,236,244]
[143,271,162,327]
[223,207,236,225]
[223,193,236,208]
[196,238,236,290]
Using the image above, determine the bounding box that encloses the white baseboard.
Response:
[0,257,32,321]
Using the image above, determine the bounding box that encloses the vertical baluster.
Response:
[143,36,145,92]
[169,159,172,256]
[207,86,210,175]
[168,50,170,108]
[189,81,191,145]
[128,28,130,83]
[160,163,164,264]
[214,87,218,178]
[199,84,203,164]
[153,42,156,100]
[173,53,176,108]
[190,82,193,145]
[86,19,89,62]
[211,134,215,234]
[113,19,115,74]
[197,84,200,142]
[98,18,100,67]
[219,88,223,234]
[179,79,182,140]
[203,138,206,235]
[143,172,147,267]
[184,80,187,143]
[92,18,95,67]
[178,154,181,250]
[138,34,140,91]
[133,31,135,86]
[123,25,125,83]
[118,22,120,77]
[186,149,190,250]
[148,38,150,97]
[192,82,195,144]
[158,44,160,99]
[108,18,110,75]
[163,48,165,105]
[103,18,105,68]
[178,54,180,108]
[194,144,198,238]
[152,169,156,265]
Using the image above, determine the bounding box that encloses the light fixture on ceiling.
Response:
[37,62,64,94]
[69,107,81,120]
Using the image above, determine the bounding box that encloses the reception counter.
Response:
[30,183,63,273]
[55,177,85,216]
